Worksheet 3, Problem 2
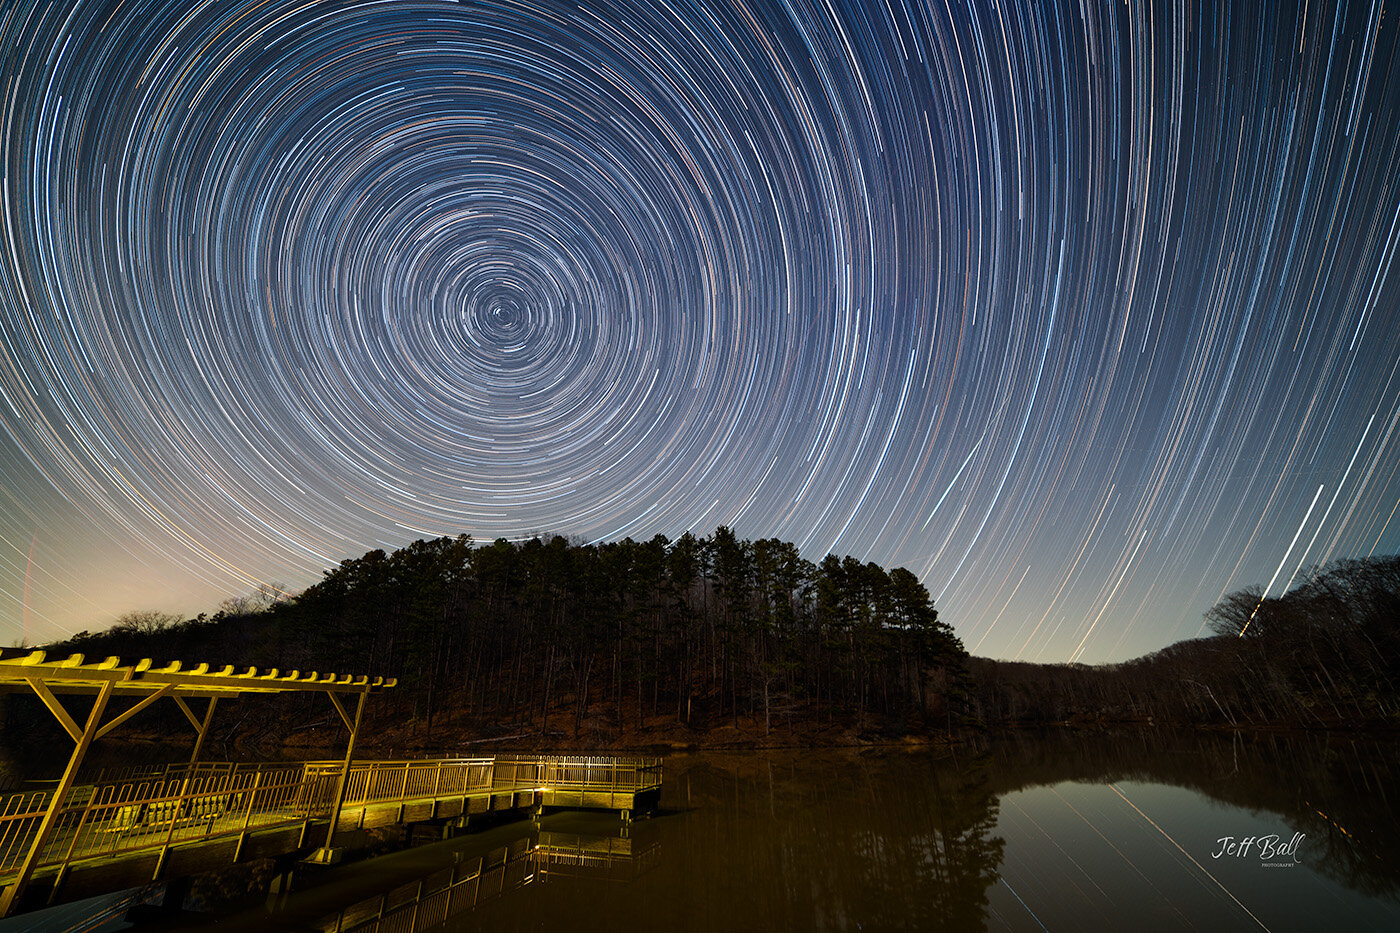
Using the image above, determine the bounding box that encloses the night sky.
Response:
[2,0,1398,662]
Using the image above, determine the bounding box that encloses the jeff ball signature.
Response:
[1211,832,1305,866]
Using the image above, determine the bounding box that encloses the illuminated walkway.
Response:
[0,649,660,916]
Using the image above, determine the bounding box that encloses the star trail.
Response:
[2,0,1399,661]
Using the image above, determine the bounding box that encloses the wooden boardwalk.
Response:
[0,754,661,914]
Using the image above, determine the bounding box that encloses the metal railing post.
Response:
[153,779,184,879]
[232,769,263,862]
[50,784,105,903]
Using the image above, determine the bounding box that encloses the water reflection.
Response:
[532,829,661,883]
[456,733,1398,931]
[309,828,661,932]
[980,729,1400,901]
[6,731,1397,930]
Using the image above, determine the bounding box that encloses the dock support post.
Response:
[306,690,366,864]
[0,679,115,917]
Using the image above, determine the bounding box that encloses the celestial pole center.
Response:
[2,0,1398,661]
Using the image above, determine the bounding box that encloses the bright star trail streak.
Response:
[1240,482,1323,638]
[2,0,1399,661]
[1107,784,1272,932]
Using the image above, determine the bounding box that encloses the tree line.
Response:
[22,544,1398,744]
[963,555,1399,728]
[42,528,968,742]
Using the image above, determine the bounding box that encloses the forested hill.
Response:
[21,541,1399,749]
[963,555,1400,730]
[40,529,969,746]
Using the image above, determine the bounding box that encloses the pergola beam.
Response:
[186,697,219,766]
[95,684,175,740]
[0,649,392,696]
[23,677,83,742]
[327,691,355,733]
[171,694,204,731]
[0,649,394,916]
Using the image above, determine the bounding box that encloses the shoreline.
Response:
[70,716,1400,765]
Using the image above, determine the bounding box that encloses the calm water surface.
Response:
[12,731,1400,931]
[254,732,1400,932]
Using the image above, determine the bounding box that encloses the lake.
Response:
[10,730,1400,930]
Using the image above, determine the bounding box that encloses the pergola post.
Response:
[181,696,219,768]
[0,679,116,916]
[307,690,367,864]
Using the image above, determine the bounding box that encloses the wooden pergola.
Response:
[0,647,394,915]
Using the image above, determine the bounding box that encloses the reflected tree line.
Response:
[266,737,1400,928]
[661,733,1398,931]
[974,729,1400,901]
[964,556,1400,729]
[626,750,1004,931]
[38,528,967,741]
[583,733,1398,931]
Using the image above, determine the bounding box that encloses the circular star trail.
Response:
[3,0,1400,660]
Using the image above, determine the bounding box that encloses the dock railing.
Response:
[0,754,661,892]
[509,754,664,794]
[0,763,310,877]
